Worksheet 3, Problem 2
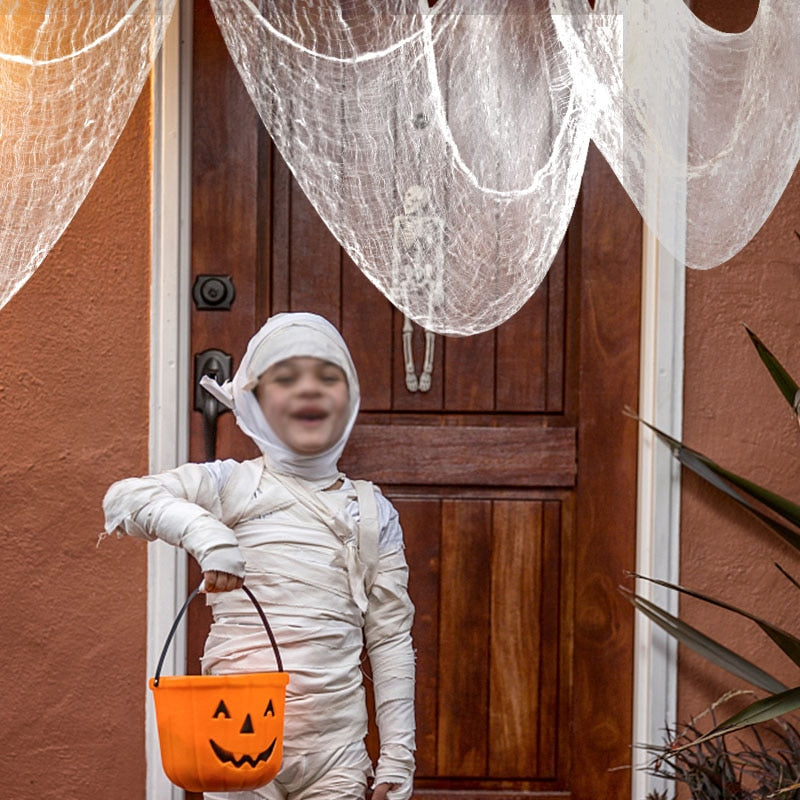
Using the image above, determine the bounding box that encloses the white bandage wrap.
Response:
[102,457,415,788]
[102,464,246,576]
[366,550,416,798]
[199,312,361,484]
[102,312,414,790]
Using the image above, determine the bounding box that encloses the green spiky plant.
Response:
[628,325,800,798]
[642,694,800,800]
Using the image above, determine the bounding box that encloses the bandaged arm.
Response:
[364,547,416,799]
[102,462,246,577]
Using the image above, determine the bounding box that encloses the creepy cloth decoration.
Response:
[0,0,175,311]
[8,2,799,336]
[200,311,360,487]
[206,0,800,335]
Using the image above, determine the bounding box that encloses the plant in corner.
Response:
[627,326,800,799]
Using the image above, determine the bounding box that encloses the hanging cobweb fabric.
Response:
[0,0,175,311]
[210,0,800,335]
[209,0,594,335]
[553,0,800,270]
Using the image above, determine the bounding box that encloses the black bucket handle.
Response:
[153,582,283,686]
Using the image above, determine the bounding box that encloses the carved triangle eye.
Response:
[213,700,231,719]
[264,699,275,717]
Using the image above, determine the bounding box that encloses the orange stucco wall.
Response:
[0,89,151,795]
[676,0,800,731]
[679,167,800,723]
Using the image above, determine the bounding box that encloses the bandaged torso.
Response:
[202,463,389,751]
[104,457,414,760]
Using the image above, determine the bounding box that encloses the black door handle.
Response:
[194,349,233,462]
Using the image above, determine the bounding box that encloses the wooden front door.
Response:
[187,4,641,798]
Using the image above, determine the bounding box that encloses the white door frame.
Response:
[632,224,684,800]
[148,2,192,798]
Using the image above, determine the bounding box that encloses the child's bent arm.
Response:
[103,463,246,578]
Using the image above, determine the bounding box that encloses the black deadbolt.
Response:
[193,274,235,310]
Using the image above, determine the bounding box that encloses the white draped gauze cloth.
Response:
[207,0,800,334]
[552,0,800,270]
[0,0,175,311]
[209,0,593,335]
[4,1,800,333]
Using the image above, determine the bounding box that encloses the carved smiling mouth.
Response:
[209,737,277,768]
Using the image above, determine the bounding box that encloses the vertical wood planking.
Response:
[255,128,272,323]
[189,1,260,464]
[392,312,444,410]
[341,253,394,411]
[444,331,496,411]
[391,495,442,777]
[270,144,291,312]
[489,501,543,778]
[537,500,563,778]
[546,244,567,413]
[572,143,640,800]
[438,500,492,776]
[288,183,342,324]
[187,7,261,797]
[496,280,549,411]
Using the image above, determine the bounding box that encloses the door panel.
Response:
[189,4,640,798]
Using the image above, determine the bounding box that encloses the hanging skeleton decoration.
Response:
[391,184,444,392]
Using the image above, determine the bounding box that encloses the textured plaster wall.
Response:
[680,215,800,713]
[676,0,800,728]
[680,174,800,721]
[0,91,151,796]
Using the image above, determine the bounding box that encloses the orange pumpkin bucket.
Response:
[149,583,290,793]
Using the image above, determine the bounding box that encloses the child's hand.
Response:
[370,783,400,800]
[203,570,244,592]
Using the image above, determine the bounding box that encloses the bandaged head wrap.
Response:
[200,312,360,483]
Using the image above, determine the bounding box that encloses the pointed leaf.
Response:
[744,325,800,411]
[633,574,800,669]
[682,687,800,750]
[669,687,800,755]
[699,453,800,532]
[621,587,787,695]
[635,416,800,554]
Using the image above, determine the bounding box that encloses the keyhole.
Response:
[240,714,254,734]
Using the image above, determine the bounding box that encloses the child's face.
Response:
[255,356,350,455]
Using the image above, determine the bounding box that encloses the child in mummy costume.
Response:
[103,313,415,800]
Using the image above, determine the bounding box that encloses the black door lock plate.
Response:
[192,274,236,310]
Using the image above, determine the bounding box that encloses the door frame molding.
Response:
[148,2,192,798]
[631,25,689,795]
[633,224,683,800]
[150,7,684,796]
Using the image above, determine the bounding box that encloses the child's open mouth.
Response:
[292,408,328,423]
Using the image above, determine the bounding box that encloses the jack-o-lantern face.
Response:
[150,671,290,793]
[208,698,278,768]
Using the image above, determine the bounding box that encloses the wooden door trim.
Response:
[570,144,641,799]
[342,424,576,486]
